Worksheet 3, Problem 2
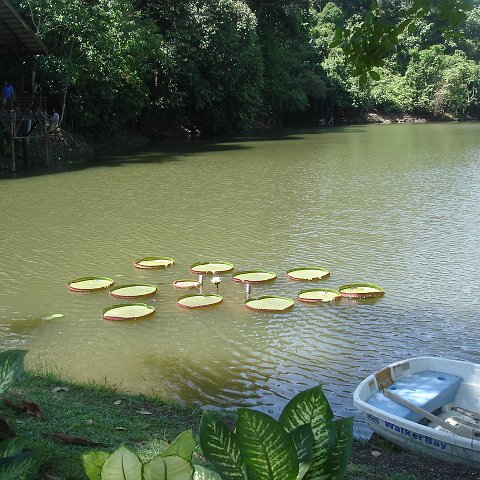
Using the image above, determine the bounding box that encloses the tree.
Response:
[16,0,162,133]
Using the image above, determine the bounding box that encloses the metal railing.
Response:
[1,96,47,113]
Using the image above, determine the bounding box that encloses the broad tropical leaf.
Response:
[0,452,41,480]
[83,451,109,480]
[199,411,246,480]
[303,420,335,480]
[194,465,223,480]
[279,386,336,480]
[143,454,194,480]
[0,350,27,395]
[289,425,313,480]
[279,386,333,433]
[101,446,142,480]
[0,437,25,458]
[328,418,353,480]
[236,408,298,480]
[161,430,196,462]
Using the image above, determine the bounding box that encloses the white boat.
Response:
[353,357,480,468]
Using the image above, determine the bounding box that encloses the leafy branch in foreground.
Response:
[334,0,475,84]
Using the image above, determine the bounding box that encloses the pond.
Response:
[1,123,479,433]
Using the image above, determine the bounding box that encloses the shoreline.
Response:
[1,115,478,171]
[5,369,479,479]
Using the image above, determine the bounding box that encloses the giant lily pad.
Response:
[286,267,330,281]
[173,279,201,289]
[177,294,223,309]
[232,271,277,284]
[133,257,174,269]
[109,284,157,299]
[297,288,341,303]
[190,262,234,275]
[103,303,155,321]
[339,283,385,298]
[67,277,114,292]
[245,296,294,312]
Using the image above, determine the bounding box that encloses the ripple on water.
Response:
[1,124,480,429]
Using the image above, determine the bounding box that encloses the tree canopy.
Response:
[1,0,478,136]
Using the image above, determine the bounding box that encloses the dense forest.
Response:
[3,0,480,137]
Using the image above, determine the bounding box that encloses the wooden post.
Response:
[44,133,49,166]
[10,120,15,173]
[43,116,49,166]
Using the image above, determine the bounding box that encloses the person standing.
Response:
[2,81,15,110]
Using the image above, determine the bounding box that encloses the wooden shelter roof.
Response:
[0,0,48,56]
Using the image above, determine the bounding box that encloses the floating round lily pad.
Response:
[173,280,201,289]
[286,267,330,281]
[232,271,277,284]
[67,277,114,292]
[298,288,341,303]
[103,303,155,321]
[133,257,174,269]
[245,296,294,312]
[177,294,223,309]
[190,262,234,275]
[338,283,385,298]
[110,284,157,299]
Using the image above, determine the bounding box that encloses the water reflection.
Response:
[0,123,479,431]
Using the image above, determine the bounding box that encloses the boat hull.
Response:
[362,409,480,468]
[354,357,480,469]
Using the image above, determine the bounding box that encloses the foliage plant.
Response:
[0,349,42,480]
[83,385,352,479]
[200,385,353,480]
[83,430,201,480]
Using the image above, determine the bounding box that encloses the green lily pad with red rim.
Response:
[297,288,341,303]
[190,262,234,275]
[177,294,223,309]
[109,284,157,299]
[67,277,114,292]
[245,296,294,312]
[232,271,277,284]
[338,283,385,298]
[133,257,174,269]
[286,267,330,281]
[103,303,155,321]
[173,279,201,289]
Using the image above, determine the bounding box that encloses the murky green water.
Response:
[1,123,479,428]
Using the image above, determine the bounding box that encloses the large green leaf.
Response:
[143,454,194,480]
[279,387,336,480]
[194,465,223,480]
[236,408,298,480]
[83,451,110,480]
[161,431,196,462]
[289,425,313,480]
[0,350,27,395]
[199,411,246,480]
[0,437,26,458]
[328,418,353,480]
[0,452,41,480]
[101,446,142,480]
[303,420,335,480]
[279,386,333,433]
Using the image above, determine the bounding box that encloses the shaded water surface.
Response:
[1,123,479,431]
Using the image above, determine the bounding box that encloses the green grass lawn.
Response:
[6,371,203,479]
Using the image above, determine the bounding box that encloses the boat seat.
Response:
[366,370,463,422]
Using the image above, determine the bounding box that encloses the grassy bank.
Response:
[4,370,478,479]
